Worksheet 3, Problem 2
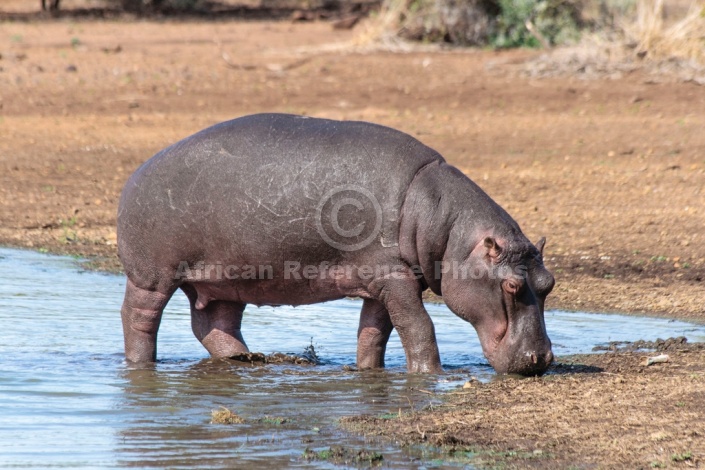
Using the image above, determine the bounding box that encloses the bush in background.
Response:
[392,0,499,45]
[370,0,584,47]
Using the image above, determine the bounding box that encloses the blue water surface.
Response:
[0,247,703,469]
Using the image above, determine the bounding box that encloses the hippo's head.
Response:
[441,234,555,376]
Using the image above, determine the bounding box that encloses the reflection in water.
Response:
[0,247,704,468]
[116,361,439,468]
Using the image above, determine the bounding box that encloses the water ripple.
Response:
[0,247,704,469]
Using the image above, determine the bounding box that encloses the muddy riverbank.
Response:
[1,18,703,322]
[344,341,705,468]
[1,10,704,468]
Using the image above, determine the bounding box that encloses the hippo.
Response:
[118,113,555,375]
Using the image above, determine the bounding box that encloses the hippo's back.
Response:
[117,113,444,283]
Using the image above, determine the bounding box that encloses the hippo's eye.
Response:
[502,278,523,295]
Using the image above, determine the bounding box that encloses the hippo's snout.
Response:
[505,349,554,376]
[486,342,554,376]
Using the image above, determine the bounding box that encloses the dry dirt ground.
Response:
[343,340,705,469]
[0,3,704,468]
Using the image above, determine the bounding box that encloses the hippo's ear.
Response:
[483,237,502,261]
[536,237,547,255]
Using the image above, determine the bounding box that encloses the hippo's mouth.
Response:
[480,296,511,363]
[479,291,514,368]
[499,291,513,342]
[482,292,554,376]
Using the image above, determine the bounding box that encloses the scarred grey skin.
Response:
[118,113,555,375]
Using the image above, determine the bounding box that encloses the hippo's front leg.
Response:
[376,271,442,373]
[357,299,394,369]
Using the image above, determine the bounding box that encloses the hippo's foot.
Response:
[201,327,249,358]
[357,299,394,369]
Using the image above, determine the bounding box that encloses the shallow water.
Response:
[1,247,704,469]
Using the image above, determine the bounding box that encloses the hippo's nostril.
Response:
[530,352,538,364]
[545,350,554,364]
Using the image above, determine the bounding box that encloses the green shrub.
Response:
[492,0,583,48]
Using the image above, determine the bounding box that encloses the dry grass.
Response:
[211,407,246,424]
[524,0,705,82]
[354,0,705,75]
[285,0,443,55]
[352,0,405,46]
[351,0,441,52]
[625,0,705,62]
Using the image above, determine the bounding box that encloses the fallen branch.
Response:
[213,37,257,70]
[642,354,669,366]
[214,37,312,72]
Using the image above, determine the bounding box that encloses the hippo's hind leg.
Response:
[121,278,175,363]
[357,299,394,369]
[181,285,249,358]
